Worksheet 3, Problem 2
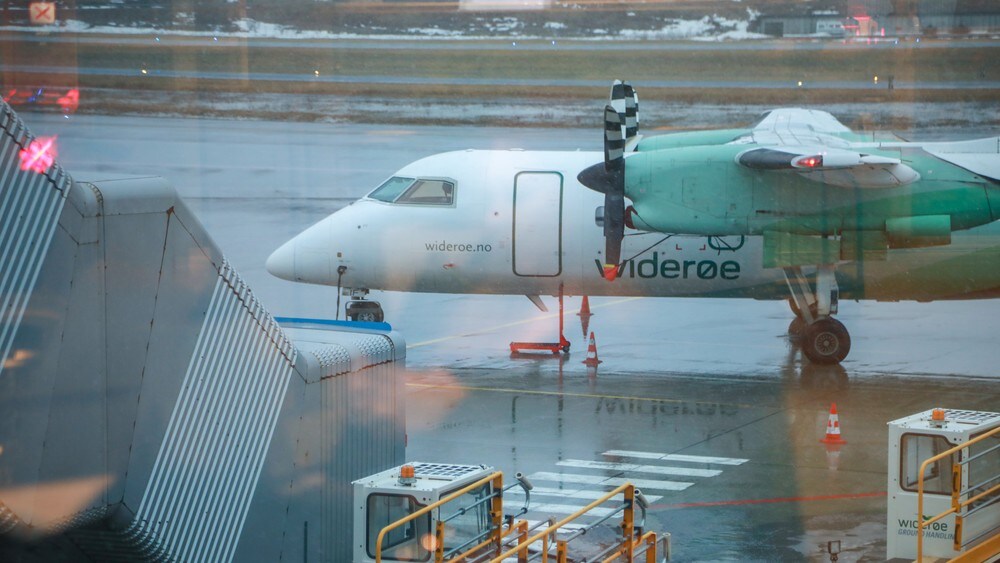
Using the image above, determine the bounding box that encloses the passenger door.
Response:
[512,172,563,277]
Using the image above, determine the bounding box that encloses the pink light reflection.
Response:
[19,136,57,174]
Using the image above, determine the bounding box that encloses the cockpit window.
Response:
[367,177,456,206]
[368,176,416,203]
[396,179,455,205]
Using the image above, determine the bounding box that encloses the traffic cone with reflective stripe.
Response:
[820,403,847,445]
[582,332,602,366]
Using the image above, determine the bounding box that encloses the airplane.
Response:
[266,81,1000,365]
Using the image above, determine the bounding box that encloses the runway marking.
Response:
[507,486,662,503]
[603,450,749,466]
[526,503,617,518]
[557,459,721,478]
[655,491,887,510]
[522,520,587,533]
[408,297,642,348]
[405,383,758,409]
[530,472,693,492]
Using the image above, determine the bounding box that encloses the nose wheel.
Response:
[346,299,384,323]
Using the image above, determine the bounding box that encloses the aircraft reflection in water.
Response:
[268,82,1000,364]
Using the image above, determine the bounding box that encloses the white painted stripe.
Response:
[521,520,588,533]
[507,486,662,503]
[603,450,749,466]
[557,459,721,478]
[530,472,692,491]
[528,503,616,518]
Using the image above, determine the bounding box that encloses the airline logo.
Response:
[595,252,741,280]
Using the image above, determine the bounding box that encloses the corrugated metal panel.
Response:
[127,258,297,563]
[321,359,404,562]
[0,500,23,535]
[0,101,71,375]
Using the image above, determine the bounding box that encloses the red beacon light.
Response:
[793,155,824,169]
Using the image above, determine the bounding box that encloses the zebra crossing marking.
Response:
[557,459,721,478]
[529,471,693,491]
[602,449,749,466]
[507,486,662,503]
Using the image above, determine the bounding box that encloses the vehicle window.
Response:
[366,494,431,562]
[437,483,491,553]
[368,176,416,203]
[396,179,456,205]
[901,433,955,494]
[968,431,1000,509]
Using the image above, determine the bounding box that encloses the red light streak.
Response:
[57,89,79,113]
[19,136,57,174]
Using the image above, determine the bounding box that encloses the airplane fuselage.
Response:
[268,149,1000,302]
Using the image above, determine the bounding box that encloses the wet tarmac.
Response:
[28,111,1000,561]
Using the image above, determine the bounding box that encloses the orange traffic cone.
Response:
[820,403,847,445]
[582,332,602,366]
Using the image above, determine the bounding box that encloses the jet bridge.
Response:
[0,101,405,562]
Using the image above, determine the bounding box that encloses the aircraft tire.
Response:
[802,318,851,364]
[787,316,807,340]
[346,300,384,323]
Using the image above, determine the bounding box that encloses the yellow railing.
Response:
[377,477,662,563]
[489,482,649,563]
[917,425,1000,562]
[375,471,505,563]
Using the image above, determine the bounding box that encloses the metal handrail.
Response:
[375,471,503,563]
[488,483,637,563]
[917,425,1000,560]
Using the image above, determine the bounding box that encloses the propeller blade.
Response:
[577,104,627,281]
[623,83,638,139]
[602,105,625,280]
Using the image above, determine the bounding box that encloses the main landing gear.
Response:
[784,265,851,365]
[344,289,384,323]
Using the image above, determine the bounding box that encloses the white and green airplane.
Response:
[267,82,1000,364]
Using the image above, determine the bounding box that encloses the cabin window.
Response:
[900,433,955,494]
[367,177,456,205]
[366,493,431,561]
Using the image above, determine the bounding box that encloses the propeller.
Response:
[578,105,626,281]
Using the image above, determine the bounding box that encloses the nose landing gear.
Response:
[344,289,384,323]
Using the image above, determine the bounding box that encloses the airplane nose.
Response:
[266,240,297,282]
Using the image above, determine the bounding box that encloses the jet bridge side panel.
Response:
[0,101,406,563]
[0,102,71,375]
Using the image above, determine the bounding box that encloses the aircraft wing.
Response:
[732,108,922,188]
[748,108,853,146]
[920,137,1000,182]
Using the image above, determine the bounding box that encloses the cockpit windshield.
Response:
[367,176,455,205]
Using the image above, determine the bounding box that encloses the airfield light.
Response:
[874,75,879,84]
[797,80,803,87]
[141,68,147,75]
[18,136,56,174]
[314,70,320,77]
